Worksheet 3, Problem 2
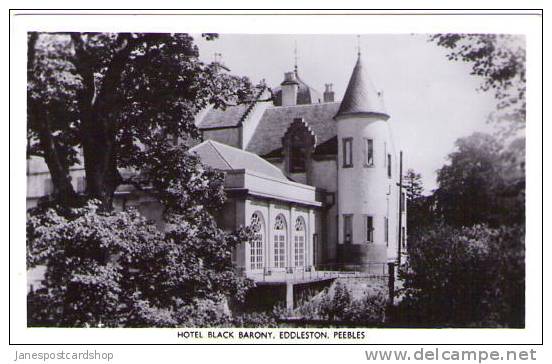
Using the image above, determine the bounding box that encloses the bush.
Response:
[297,282,387,325]
[343,289,387,323]
[27,201,254,327]
[320,282,352,321]
[396,223,525,327]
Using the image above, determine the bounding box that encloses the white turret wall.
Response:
[336,115,400,264]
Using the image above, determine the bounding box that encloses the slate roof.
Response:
[189,139,288,180]
[197,104,250,129]
[335,54,389,120]
[196,86,267,129]
[246,102,340,157]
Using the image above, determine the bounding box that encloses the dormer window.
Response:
[290,134,306,173]
[282,118,316,176]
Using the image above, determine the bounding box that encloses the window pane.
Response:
[343,138,353,167]
[290,145,306,173]
[366,216,373,242]
[384,217,389,244]
[344,215,353,244]
[365,139,374,166]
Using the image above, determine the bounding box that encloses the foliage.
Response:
[296,282,387,324]
[396,223,525,327]
[339,288,387,323]
[27,202,255,327]
[434,132,525,227]
[404,169,424,201]
[27,32,256,208]
[229,312,279,328]
[429,34,525,135]
[26,32,263,328]
[320,282,352,321]
[133,141,227,216]
[403,169,434,239]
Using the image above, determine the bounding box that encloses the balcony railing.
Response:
[244,262,389,283]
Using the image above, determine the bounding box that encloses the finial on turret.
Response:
[356,35,361,57]
[294,40,298,73]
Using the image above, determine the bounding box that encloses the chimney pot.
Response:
[323,83,335,103]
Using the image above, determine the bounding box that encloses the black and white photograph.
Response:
[9,10,543,350]
[24,30,527,330]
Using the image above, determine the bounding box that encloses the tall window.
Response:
[313,233,319,265]
[283,118,315,175]
[387,153,392,178]
[400,192,406,212]
[401,226,406,249]
[384,216,389,246]
[342,138,353,168]
[273,214,287,269]
[363,138,374,167]
[365,215,374,243]
[290,135,306,173]
[343,214,353,244]
[294,217,306,268]
[250,212,265,271]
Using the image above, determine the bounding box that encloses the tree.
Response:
[27,32,255,210]
[433,132,524,227]
[404,169,424,201]
[27,143,258,327]
[397,223,524,327]
[403,169,435,240]
[429,34,525,135]
[26,32,259,327]
[434,133,502,227]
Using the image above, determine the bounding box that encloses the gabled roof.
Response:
[189,139,288,180]
[335,54,389,120]
[246,102,340,157]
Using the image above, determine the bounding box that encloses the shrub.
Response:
[27,201,254,327]
[298,282,387,325]
[396,223,525,327]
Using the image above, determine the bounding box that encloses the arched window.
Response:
[250,212,265,271]
[273,214,287,269]
[294,217,306,268]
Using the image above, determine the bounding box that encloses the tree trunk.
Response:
[35,109,79,206]
[80,114,121,211]
[69,34,139,211]
[28,33,78,207]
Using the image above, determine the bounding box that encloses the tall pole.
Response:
[397,151,403,266]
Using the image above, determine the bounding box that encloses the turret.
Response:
[334,53,399,268]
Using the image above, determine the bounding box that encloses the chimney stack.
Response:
[324,83,335,103]
[281,71,299,106]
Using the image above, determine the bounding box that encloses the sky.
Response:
[194,34,498,193]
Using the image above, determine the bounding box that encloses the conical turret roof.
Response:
[335,53,389,120]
